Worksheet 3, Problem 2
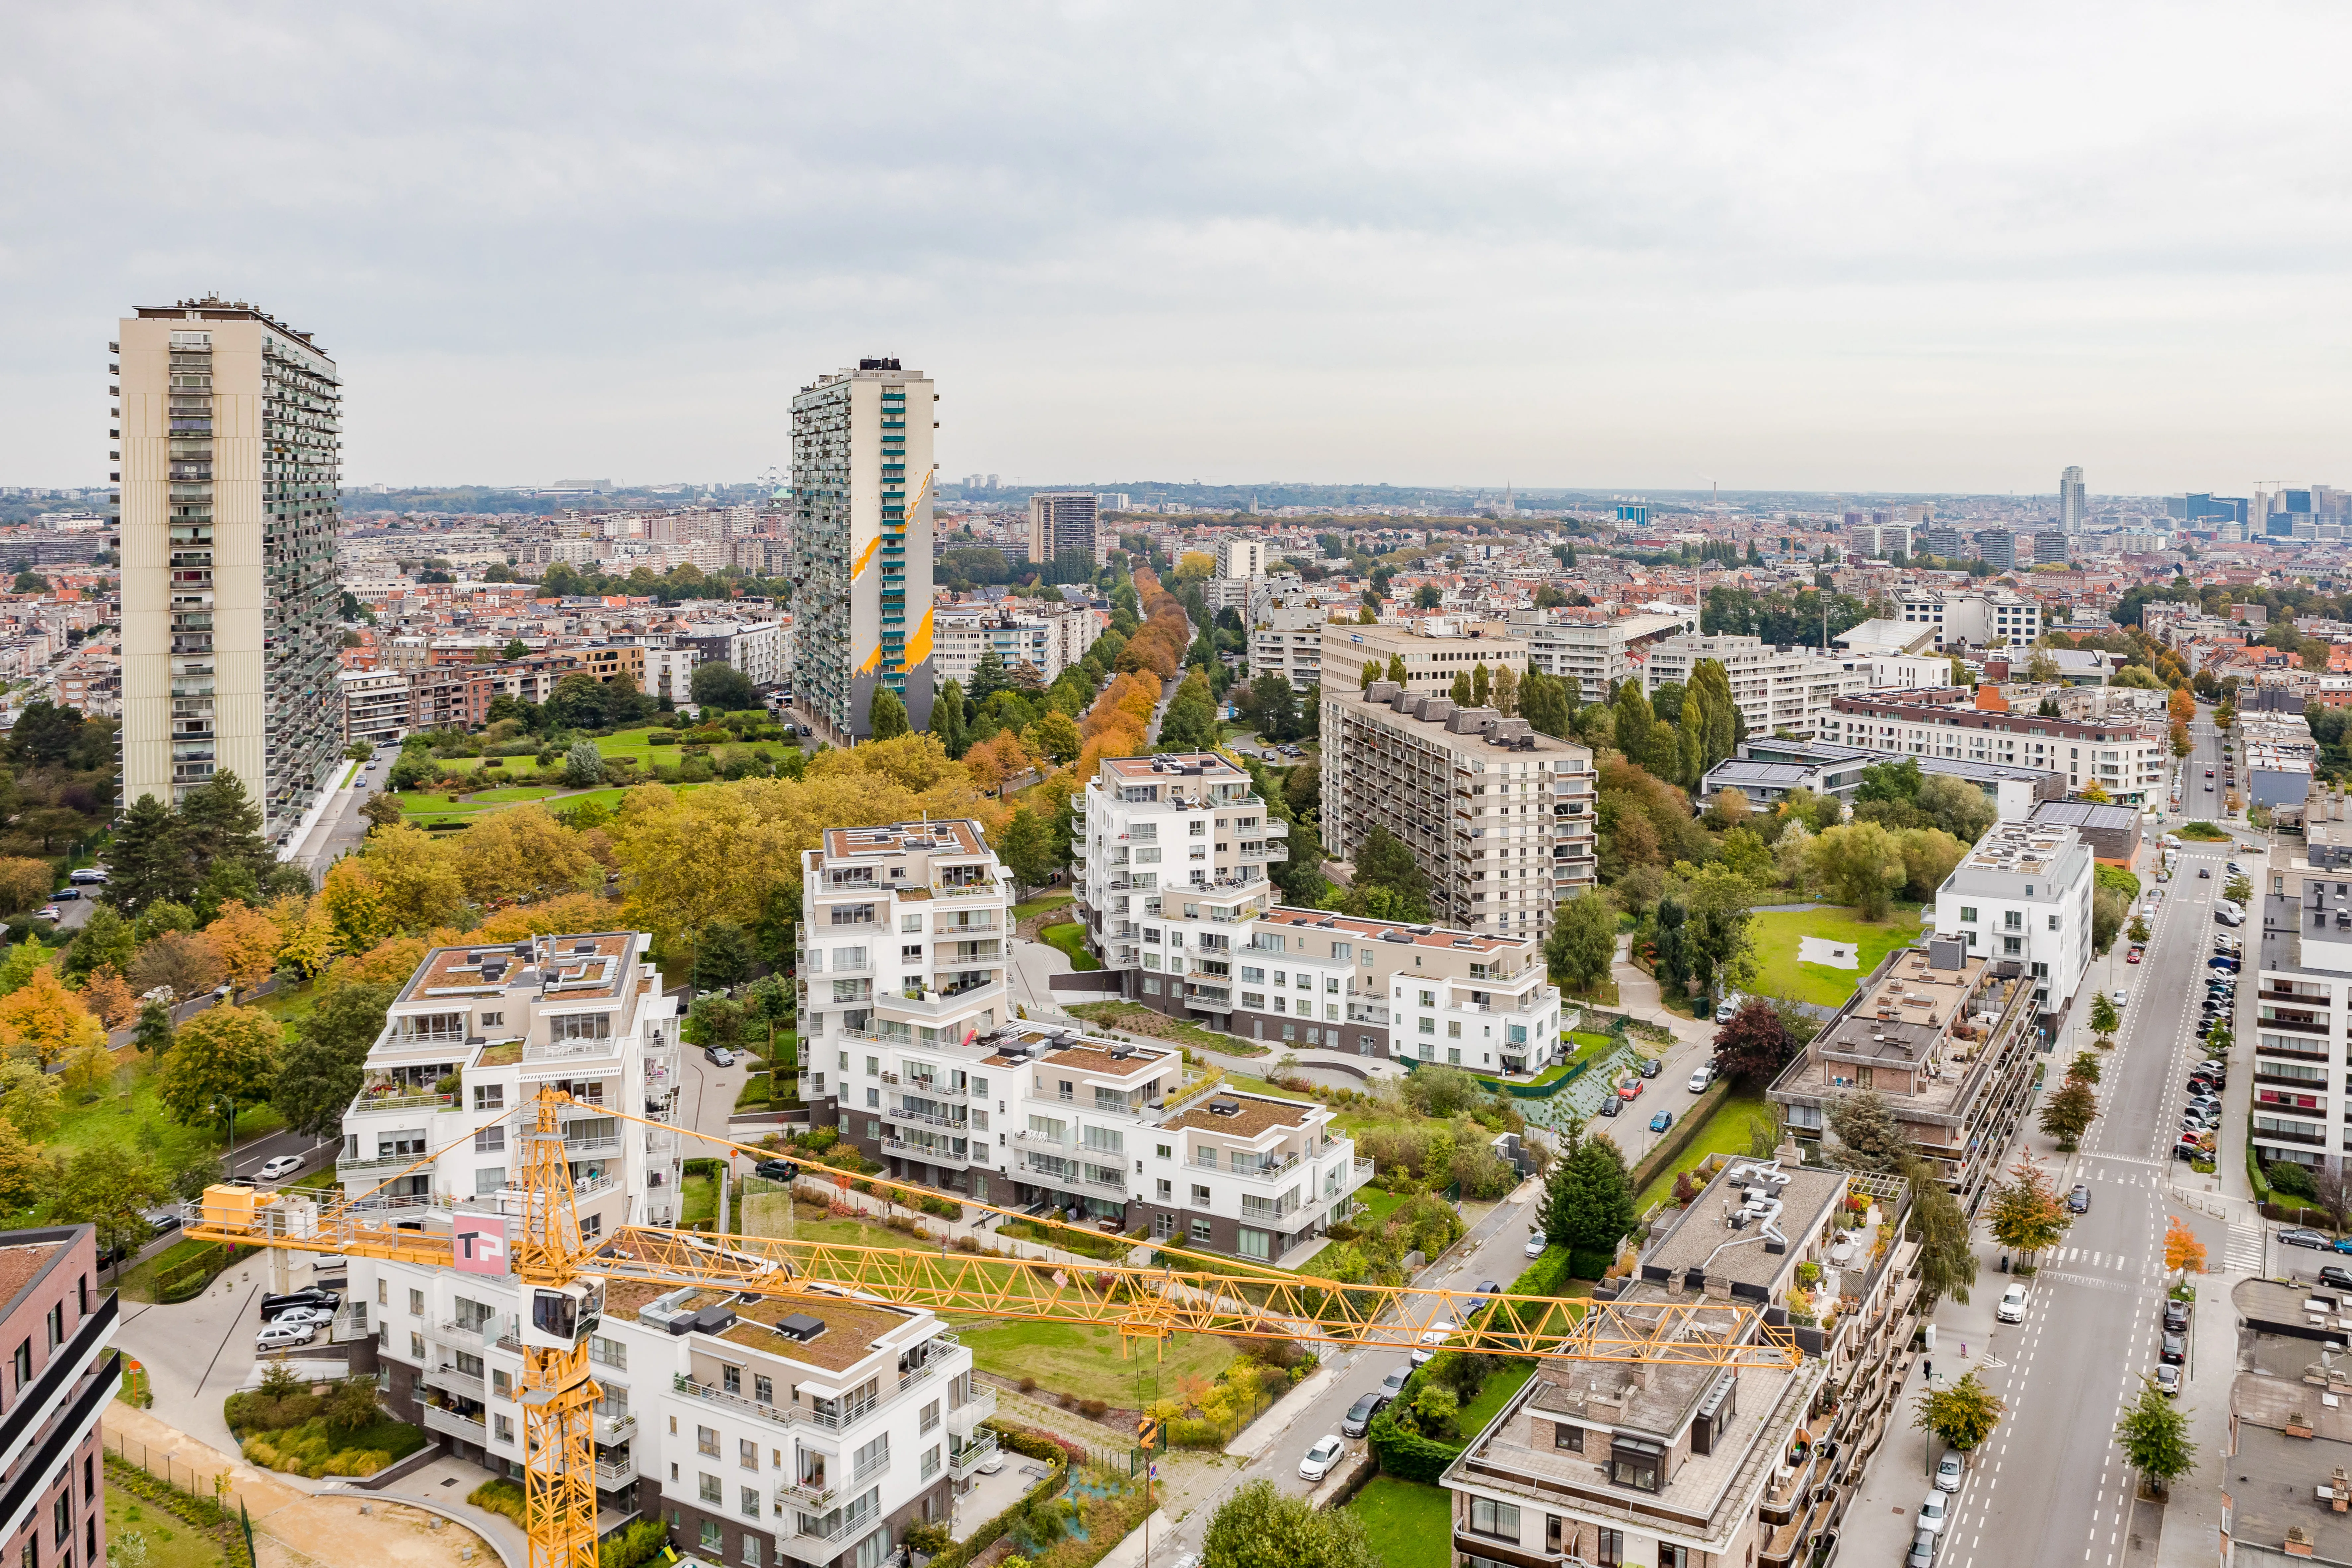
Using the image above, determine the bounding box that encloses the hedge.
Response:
[925,1422,1073,1568]
[1366,1408,1462,1482]
[1626,1077,1734,1196]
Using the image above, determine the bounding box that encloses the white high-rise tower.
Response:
[2059,465,2087,534]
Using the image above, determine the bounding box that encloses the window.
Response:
[755,1375,773,1404]
[1418,1017,1435,1035]
[2048,914,2060,931]
[410,1332,425,1359]
[409,1289,425,1316]
[473,1085,505,1111]
[2004,910,2023,931]
[1190,1218,1213,1242]
[853,1434,890,1480]
[1959,906,1977,923]
[699,1473,722,1504]
[494,1414,514,1443]
[1610,1440,1662,1492]
[699,1426,721,1456]
[1660,1547,1689,1568]
[1418,990,1435,1006]
[1596,1528,1624,1567]
[740,1486,760,1520]
[51,1494,68,1548]
[699,1522,721,1553]
[1238,1229,1270,1261]
[552,1011,613,1041]
[740,1439,759,1470]
[474,1125,506,1153]
[1467,1498,1520,1540]
[921,1400,940,1434]
[742,1536,763,1568]
[12,1339,28,1389]
[1554,1421,1583,1452]
[903,914,924,933]
[1156,1144,1172,1160]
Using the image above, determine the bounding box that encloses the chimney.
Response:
[2289,1409,2315,1440]
[2287,1525,2316,1557]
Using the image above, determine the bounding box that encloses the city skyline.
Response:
[5,7,2352,491]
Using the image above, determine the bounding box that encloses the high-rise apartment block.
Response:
[1931,819,2094,1025]
[118,298,343,837]
[2060,465,2087,532]
[1025,491,1099,566]
[1320,684,1596,940]
[0,1225,119,1568]
[791,360,935,743]
[1072,753,1280,986]
[1640,634,1863,741]
[1214,537,1266,580]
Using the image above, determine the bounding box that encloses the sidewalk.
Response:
[1608,935,1716,1049]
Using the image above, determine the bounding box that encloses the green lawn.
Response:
[1455,1359,1537,1437]
[106,1487,226,1568]
[1341,1478,1451,1568]
[1747,906,1924,1008]
[1634,1089,1773,1211]
[47,1055,278,1164]
[1351,1186,1408,1226]
[1042,924,1101,971]
[952,1314,1238,1405]
[1012,892,1074,922]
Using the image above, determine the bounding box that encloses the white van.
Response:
[67,869,105,886]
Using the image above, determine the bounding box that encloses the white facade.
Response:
[2251,871,2347,1171]
[1640,634,1866,740]
[1215,537,1267,580]
[1931,821,2093,1019]
[644,644,703,705]
[1823,695,2166,806]
[1074,753,1279,986]
[1896,589,2044,651]
[1513,612,1689,704]
[1249,601,1327,693]
[930,605,1100,689]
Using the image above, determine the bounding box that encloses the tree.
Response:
[1247,672,1298,742]
[1827,1090,1911,1174]
[1359,660,1382,692]
[2025,648,2062,683]
[324,1375,385,1439]
[1492,664,1519,718]
[868,686,910,741]
[1448,670,1473,705]
[1611,680,1656,767]
[63,903,136,982]
[1807,822,1908,920]
[2088,992,2120,1036]
[2126,914,2150,944]
[2067,1051,2102,1085]
[1711,997,1795,1086]
[106,795,188,913]
[80,965,135,1031]
[2163,1215,2207,1280]
[689,662,757,713]
[1688,658,1738,769]
[1028,709,1084,766]
[1201,1479,1377,1568]
[272,982,394,1137]
[454,804,602,906]
[1351,824,1430,922]
[52,1146,164,1270]
[360,792,405,833]
[1985,1153,2069,1263]
[178,771,271,880]
[930,677,968,758]
[0,967,105,1068]
[0,859,50,918]
[1915,1370,2005,1454]
[1159,672,1221,751]
[130,1000,175,1057]
[1908,1160,1977,1307]
[205,900,282,994]
[1000,808,1061,891]
[1545,889,1617,993]
[1541,1132,1636,1277]
[692,921,754,992]
[2091,886,2127,957]
[2114,1379,2197,1496]
[156,1005,279,1131]
[2079,781,2112,804]
[2039,1080,2097,1150]
[1384,653,1407,684]
[0,1060,59,1141]
[564,739,607,788]
[127,931,225,1003]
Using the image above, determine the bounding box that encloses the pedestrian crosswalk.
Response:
[2226,1219,2265,1273]
[2045,1247,2139,1270]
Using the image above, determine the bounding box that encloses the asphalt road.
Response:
[292,746,389,877]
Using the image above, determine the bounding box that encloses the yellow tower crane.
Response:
[188,1089,1795,1568]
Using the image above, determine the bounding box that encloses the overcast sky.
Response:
[5,3,2349,495]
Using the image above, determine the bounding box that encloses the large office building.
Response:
[1024,491,1098,566]
[1318,622,1528,703]
[1894,588,2043,651]
[1321,682,1596,940]
[790,360,936,743]
[1510,610,1691,704]
[2060,465,2087,532]
[1640,634,1864,741]
[117,297,344,840]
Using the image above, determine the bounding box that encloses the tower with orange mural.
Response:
[789,358,937,743]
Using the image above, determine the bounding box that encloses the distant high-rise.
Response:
[791,358,936,742]
[2059,466,2086,533]
[118,297,342,838]
[1026,491,1099,565]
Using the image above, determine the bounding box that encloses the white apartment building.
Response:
[1249,601,1327,693]
[1215,537,1267,580]
[117,297,344,837]
[796,820,1014,1200]
[1511,611,1690,704]
[644,643,703,706]
[1318,623,1527,703]
[2250,869,2352,1173]
[681,621,788,691]
[1640,634,1865,741]
[1241,906,1563,1072]
[930,605,1100,690]
[1823,693,2167,805]
[341,669,413,746]
[1072,753,1281,1018]
[1931,820,2094,1027]
[1896,588,2044,651]
[1320,683,1598,941]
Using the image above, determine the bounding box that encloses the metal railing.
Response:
[424,1365,486,1401]
[673,1374,877,1432]
[419,1403,488,1440]
[347,1091,453,1115]
[948,1433,1000,1478]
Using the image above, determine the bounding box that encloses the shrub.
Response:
[1018,1376,1037,1394]
[1366,1408,1463,1481]
[1077,1398,1108,1419]
[600,1517,668,1568]
[469,1478,528,1524]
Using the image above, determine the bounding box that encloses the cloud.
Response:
[2,1,2349,491]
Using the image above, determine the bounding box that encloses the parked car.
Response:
[2279,1229,2331,1250]
[50,888,77,901]
[1917,1491,1949,1536]
[1714,993,1744,1024]
[257,1154,304,1181]
[271,1306,335,1329]
[2110,989,2129,1007]
[142,1209,182,1239]
[2332,1235,2352,1256]
[1648,1110,1673,1134]
[260,1289,340,1318]
[2126,947,2142,963]
[754,1158,800,1183]
[1598,1096,1622,1117]
[1341,1393,1386,1438]
[703,1046,737,1067]
[2154,1364,2181,1397]
[2160,1332,2186,1365]
[2317,1265,2352,1291]
[1996,1283,2028,1323]
[2163,1299,2190,1333]
[1298,1435,1345,1483]
[1688,1065,1714,1093]
[1378,1366,1411,1402]
[67,869,105,885]
[256,1320,317,1351]
[1617,1080,1643,1100]
[35,907,59,922]
[1410,1325,1454,1367]
[2068,1184,2090,1214]
[1907,1530,1939,1568]
[1525,1230,1547,1257]
[1636,1057,1661,1079]
[2173,1138,2206,1162]
[1935,1452,1964,1493]
[1473,1279,1501,1296]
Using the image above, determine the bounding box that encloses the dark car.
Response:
[2068,1184,2090,1214]
[1637,1057,1662,1079]
[2160,1332,2185,1365]
[2163,1299,2190,1332]
[2199,867,2211,878]
[1378,1367,1410,1402]
[702,1045,737,1067]
[1599,1096,1622,1117]
[260,1288,341,1319]
[2280,1228,2331,1250]
[1341,1392,1386,1438]
[2319,1266,2352,1291]
[1474,1279,1501,1296]
[754,1159,800,1183]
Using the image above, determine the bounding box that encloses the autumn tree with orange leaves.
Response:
[2164,1216,2207,1280]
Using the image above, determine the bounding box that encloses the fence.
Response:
[107,1431,256,1516]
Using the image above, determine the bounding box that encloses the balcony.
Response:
[419,1403,489,1442]
[593,1456,635,1489]
[775,1475,843,1513]
[881,979,1003,1017]
[673,1373,878,1433]
[1019,1159,1127,1194]
[348,1090,454,1116]
[595,1410,636,1445]
[890,1105,968,1129]
[423,1364,487,1401]
[881,1139,971,1165]
[338,1152,427,1178]
[948,1387,997,1434]
[949,1433,1000,1479]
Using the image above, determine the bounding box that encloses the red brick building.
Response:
[0,1226,119,1568]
